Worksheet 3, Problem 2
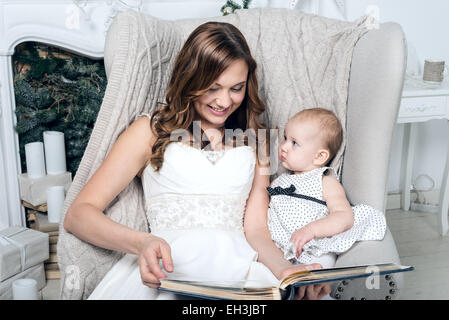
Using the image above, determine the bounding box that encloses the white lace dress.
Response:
[88,142,279,299]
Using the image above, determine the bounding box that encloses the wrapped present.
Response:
[0,263,46,300]
[0,226,49,282]
[18,171,72,206]
[28,212,59,233]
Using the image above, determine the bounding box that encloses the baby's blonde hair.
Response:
[291,108,343,163]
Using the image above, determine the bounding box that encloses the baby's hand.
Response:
[289,225,315,258]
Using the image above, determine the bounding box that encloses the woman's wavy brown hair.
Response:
[149,21,266,171]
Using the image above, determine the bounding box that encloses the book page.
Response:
[279,263,413,289]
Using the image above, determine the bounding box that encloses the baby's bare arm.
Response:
[306,175,354,238]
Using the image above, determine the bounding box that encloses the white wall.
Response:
[345,0,449,195]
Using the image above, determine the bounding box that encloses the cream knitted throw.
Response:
[57,8,369,299]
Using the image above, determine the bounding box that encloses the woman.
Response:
[63,21,330,300]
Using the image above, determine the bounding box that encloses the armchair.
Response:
[57,9,406,300]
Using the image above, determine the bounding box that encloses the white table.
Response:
[399,80,449,236]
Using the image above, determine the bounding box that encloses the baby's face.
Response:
[278,117,326,174]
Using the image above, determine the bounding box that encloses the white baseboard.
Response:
[387,189,440,211]
[386,193,401,210]
[410,202,439,213]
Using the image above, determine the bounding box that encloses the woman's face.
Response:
[193,59,248,131]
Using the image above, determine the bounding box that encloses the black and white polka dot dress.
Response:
[267,167,386,264]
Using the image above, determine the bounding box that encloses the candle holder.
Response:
[43,131,67,175]
[24,142,46,179]
[423,59,448,83]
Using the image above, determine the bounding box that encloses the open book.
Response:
[158,263,414,300]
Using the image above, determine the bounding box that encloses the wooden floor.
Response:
[41,208,449,300]
[387,208,449,300]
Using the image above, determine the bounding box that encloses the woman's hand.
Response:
[137,234,174,288]
[279,263,331,300]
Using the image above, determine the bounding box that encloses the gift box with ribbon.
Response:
[0,226,49,282]
[0,263,46,300]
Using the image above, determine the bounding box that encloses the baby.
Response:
[267,108,386,269]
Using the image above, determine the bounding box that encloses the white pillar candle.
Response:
[25,142,46,179]
[46,185,65,223]
[12,278,39,300]
[43,131,67,175]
